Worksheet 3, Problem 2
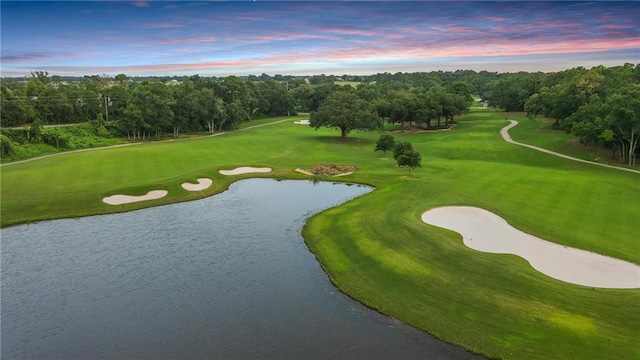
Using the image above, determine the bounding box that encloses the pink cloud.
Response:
[326,28,378,37]
[431,25,487,36]
[601,24,634,30]
[132,1,150,8]
[135,35,640,72]
[482,16,506,22]
[159,36,218,45]
[141,22,186,29]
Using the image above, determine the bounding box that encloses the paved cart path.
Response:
[500,120,640,174]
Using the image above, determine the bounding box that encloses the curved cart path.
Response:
[501,120,640,174]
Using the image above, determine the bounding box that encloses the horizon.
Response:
[1,1,639,78]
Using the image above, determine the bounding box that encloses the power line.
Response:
[1,97,129,103]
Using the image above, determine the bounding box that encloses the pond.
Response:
[1,178,480,359]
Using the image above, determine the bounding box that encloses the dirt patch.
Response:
[296,164,357,176]
[390,125,455,134]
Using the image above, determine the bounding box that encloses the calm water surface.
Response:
[1,179,480,359]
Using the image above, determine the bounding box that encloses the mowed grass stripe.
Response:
[2,113,639,359]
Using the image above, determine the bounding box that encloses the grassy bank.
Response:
[0,122,123,163]
[1,112,638,359]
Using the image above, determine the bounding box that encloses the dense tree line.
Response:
[2,65,637,164]
[1,71,474,137]
[521,64,640,165]
[1,72,295,139]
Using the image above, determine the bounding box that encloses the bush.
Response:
[0,134,15,157]
[1,128,29,143]
[375,134,395,154]
[28,120,44,143]
[41,130,69,149]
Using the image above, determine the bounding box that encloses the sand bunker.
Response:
[103,190,168,205]
[422,206,640,289]
[219,167,272,176]
[181,178,213,191]
[294,119,310,125]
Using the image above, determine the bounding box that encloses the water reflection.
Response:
[2,179,480,359]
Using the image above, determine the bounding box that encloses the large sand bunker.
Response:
[181,178,213,191]
[219,167,272,176]
[103,190,168,205]
[294,119,310,125]
[422,206,640,289]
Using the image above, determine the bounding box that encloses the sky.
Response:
[1,1,638,77]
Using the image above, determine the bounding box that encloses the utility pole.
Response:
[103,95,109,125]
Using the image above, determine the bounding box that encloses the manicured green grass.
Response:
[334,81,362,87]
[2,112,638,359]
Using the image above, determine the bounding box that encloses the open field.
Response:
[1,112,639,359]
[334,81,363,87]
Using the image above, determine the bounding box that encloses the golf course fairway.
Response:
[2,113,639,359]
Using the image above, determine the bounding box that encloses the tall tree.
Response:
[0,85,38,126]
[604,84,640,165]
[310,91,381,138]
[255,80,294,117]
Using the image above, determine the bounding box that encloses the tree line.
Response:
[2,65,638,164]
[1,72,294,139]
[517,64,638,165]
[1,71,473,137]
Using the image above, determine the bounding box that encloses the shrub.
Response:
[375,134,395,154]
[0,134,15,157]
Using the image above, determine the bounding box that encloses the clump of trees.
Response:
[521,64,640,165]
[374,135,422,173]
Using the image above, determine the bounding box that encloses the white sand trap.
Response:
[219,167,272,176]
[181,178,213,191]
[294,119,310,125]
[295,168,314,175]
[422,206,640,289]
[103,190,168,205]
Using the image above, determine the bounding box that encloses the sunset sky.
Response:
[1,1,638,77]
